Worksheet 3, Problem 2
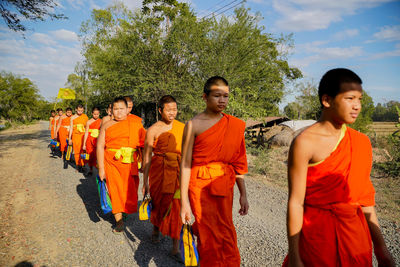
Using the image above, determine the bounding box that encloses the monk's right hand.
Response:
[99,169,106,181]
[142,182,149,197]
[180,200,192,224]
[68,139,72,144]
[82,145,86,151]
[288,256,305,267]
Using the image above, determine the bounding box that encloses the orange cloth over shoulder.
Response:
[282,126,375,267]
[72,114,89,166]
[50,118,55,139]
[104,118,145,214]
[189,113,248,267]
[149,120,184,240]
[86,118,101,167]
[59,116,71,152]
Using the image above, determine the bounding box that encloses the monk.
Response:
[180,76,249,267]
[97,97,146,233]
[143,95,184,260]
[49,110,56,139]
[101,103,113,126]
[69,104,89,173]
[284,68,394,267]
[55,107,72,163]
[53,108,63,140]
[83,107,101,176]
[124,96,146,192]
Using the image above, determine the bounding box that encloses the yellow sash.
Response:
[75,124,85,133]
[108,147,137,164]
[63,125,70,130]
[89,129,99,138]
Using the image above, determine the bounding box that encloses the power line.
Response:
[202,0,241,19]
[197,0,229,16]
[206,0,245,19]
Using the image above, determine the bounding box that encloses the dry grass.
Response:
[247,145,400,222]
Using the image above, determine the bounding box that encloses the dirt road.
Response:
[0,122,398,267]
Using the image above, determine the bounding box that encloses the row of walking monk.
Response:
[48,71,395,267]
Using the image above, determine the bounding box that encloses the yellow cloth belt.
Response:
[89,129,99,138]
[62,125,70,130]
[74,124,85,133]
[197,162,225,179]
[108,147,137,164]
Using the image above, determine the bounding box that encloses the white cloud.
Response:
[31,32,57,46]
[373,25,400,42]
[332,29,359,40]
[272,0,392,31]
[0,33,82,99]
[50,29,78,42]
[370,43,400,59]
[291,41,363,68]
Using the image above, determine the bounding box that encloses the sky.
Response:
[0,0,399,107]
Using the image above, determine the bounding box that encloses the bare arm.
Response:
[68,116,74,142]
[97,123,107,181]
[49,118,52,130]
[362,206,395,267]
[55,118,62,139]
[83,120,91,151]
[180,120,195,224]
[287,137,310,267]
[142,128,154,196]
[236,176,249,215]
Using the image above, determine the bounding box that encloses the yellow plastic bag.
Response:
[139,196,151,221]
[180,224,199,266]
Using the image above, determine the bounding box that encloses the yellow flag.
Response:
[57,88,76,99]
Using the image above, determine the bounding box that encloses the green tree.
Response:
[0,0,66,32]
[0,71,45,122]
[284,81,320,120]
[79,3,302,122]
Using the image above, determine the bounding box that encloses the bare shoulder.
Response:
[102,116,111,123]
[290,124,319,154]
[102,120,117,131]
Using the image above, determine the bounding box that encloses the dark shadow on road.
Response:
[76,177,114,225]
[124,201,182,267]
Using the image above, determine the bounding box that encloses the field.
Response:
[370,121,398,136]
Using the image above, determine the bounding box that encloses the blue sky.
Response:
[0,0,399,108]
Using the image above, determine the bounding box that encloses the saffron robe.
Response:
[149,120,184,239]
[50,118,55,139]
[104,118,145,214]
[283,126,375,267]
[189,113,248,267]
[86,118,101,167]
[59,117,71,153]
[72,114,89,166]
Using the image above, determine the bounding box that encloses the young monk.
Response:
[49,110,56,139]
[180,76,249,267]
[101,103,113,126]
[284,68,395,267]
[142,95,184,260]
[69,104,89,173]
[83,107,101,176]
[53,108,63,140]
[97,97,146,233]
[55,107,72,161]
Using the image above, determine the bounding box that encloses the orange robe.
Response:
[189,113,248,267]
[283,126,375,267]
[86,118,101,167]
[59,117,71,152]
[127,114,146,196]
[72,114,89,166]
[50,118,55,139]
[149,120,184,239]
[104,118,145,214]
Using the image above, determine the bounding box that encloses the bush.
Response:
[374,133,400,178]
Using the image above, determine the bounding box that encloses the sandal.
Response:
[112,222,124,234]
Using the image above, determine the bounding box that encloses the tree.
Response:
[284,81,320,120]
[79,3,302,122]
[0,0,66,32]
[0,71,45,122]
[372,101,400,121]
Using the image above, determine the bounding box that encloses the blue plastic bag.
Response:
[180,224,199,266]
[95,175,112,214]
